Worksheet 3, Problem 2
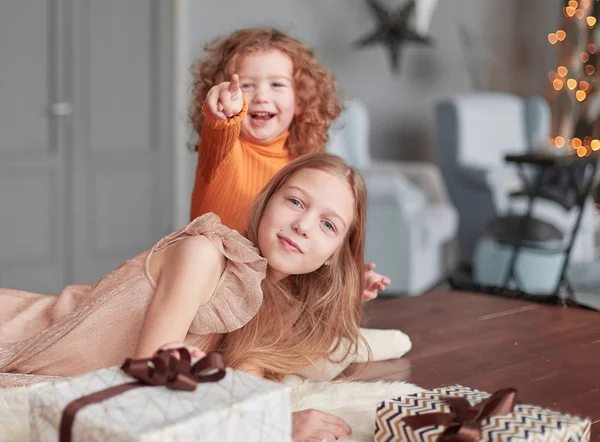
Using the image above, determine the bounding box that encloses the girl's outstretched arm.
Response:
[190,94,247,221]
[134,236,226,358]
[193,76,246,180]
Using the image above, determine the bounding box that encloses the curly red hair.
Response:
[189,27,342,158]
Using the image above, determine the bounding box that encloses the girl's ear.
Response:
[326,252,337,265]
[294,102,302,116]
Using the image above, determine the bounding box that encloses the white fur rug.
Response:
[0,380,423,442]
[292,380,424,441]
[0,328,418,441]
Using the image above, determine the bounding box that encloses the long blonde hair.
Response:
[189,27,342,158]
[210,153,368,381]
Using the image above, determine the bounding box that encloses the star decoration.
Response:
[355,0,432,73]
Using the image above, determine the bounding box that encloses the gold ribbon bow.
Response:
[60,349,226,442]
[401,388,517,442]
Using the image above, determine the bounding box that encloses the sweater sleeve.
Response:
[190,97,248,221]
[196,96,248,184]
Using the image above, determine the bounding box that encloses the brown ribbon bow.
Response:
[121,347,226,390]
[59,349,226,442]
[401,388,517,442]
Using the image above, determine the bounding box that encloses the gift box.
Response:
[28,350,292,442]
[375,384,591,442]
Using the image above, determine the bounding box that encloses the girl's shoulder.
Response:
[191,213,254,246]
[151,213,264,266]
[148,213,268,334]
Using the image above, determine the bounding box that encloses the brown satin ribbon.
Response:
[401,388,517,442]
[59,349,226,442]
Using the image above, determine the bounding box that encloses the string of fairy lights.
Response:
[547,0,600,157]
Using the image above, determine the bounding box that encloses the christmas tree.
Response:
[548,0,600,157]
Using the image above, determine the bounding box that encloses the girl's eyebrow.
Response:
[287,185,347,230]
[287,185,310,199]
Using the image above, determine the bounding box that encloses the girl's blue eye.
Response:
[272,82,285,87]
[323,221,335,231]
[241,83,253,89]
[289,198,301,207]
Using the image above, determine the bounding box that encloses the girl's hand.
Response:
[205,73,243,120]
[292,409,352,441]
[157,341,206,360]
[362,262,390,302]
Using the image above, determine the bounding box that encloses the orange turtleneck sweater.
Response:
[190,99,291,233]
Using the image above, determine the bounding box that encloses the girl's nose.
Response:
[252,84,269,103]
[292,219,309,237]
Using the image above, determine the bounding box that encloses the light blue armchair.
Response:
[434,92,597,267]
[327,99,459,295]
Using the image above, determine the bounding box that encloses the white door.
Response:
[0,1,68,293]
[69,0,173,284]
[0,0,173,292]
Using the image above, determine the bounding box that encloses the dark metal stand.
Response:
[450,153,599,310]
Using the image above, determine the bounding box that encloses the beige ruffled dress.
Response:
[0,214,267,387]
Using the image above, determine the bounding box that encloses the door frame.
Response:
[172,0,193,229]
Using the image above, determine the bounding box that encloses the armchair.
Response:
[434,92,596,266]
[327,99,458,295]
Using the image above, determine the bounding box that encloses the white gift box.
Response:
[29,366,291,442]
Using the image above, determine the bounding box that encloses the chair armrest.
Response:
[371,160,451,204]
[458,165,490,188]
[365,173,429,217]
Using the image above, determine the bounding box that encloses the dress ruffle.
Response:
[148,213,267,334]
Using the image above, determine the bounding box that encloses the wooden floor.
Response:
[349,290,600,439]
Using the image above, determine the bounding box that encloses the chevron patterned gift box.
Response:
[375,384,590,442]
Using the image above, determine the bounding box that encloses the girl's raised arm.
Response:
[194,78,247,185]
[133,236,226,358]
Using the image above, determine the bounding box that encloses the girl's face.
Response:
[237,50,299,144]
[257,168,355,281]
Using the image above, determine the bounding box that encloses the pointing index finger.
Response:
[229,73,240,93]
